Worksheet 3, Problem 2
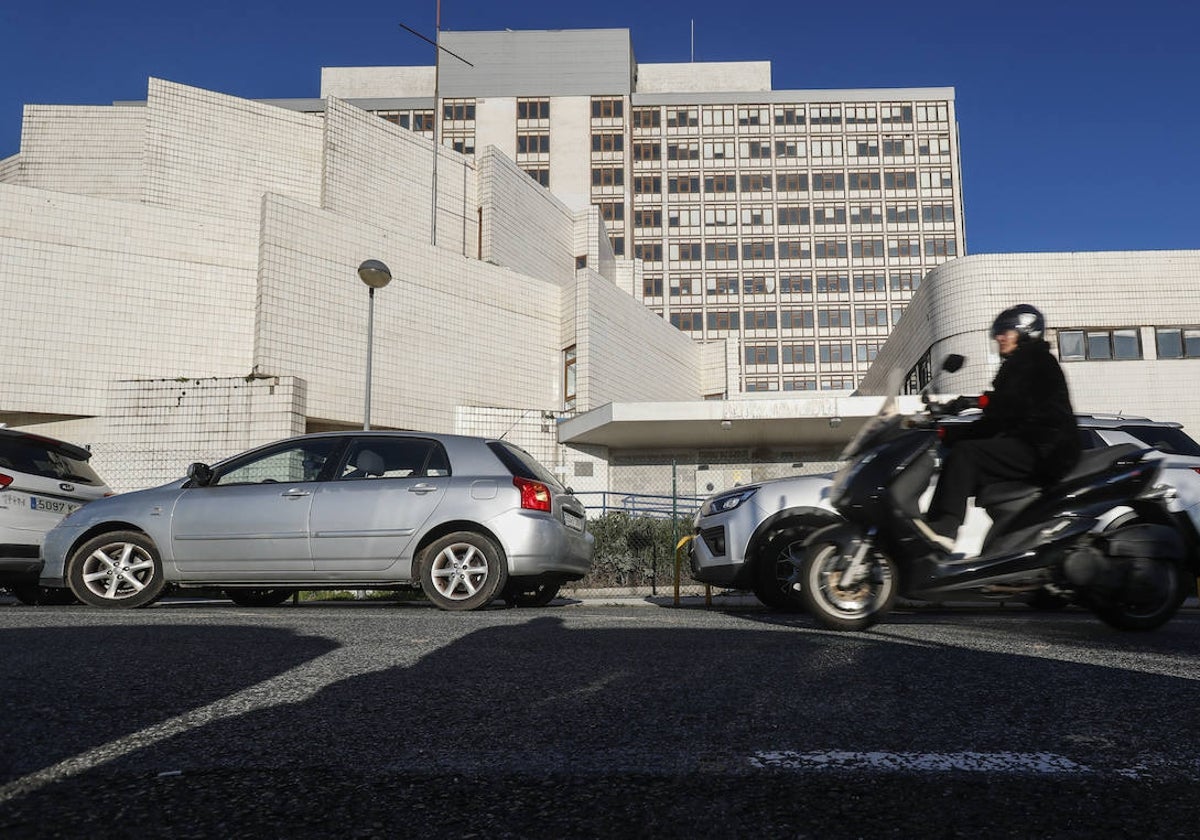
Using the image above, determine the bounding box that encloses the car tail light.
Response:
[514,476,552,512]
[0,472,12,488]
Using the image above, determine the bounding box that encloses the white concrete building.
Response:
[304,27,966,395]
[857,251,1200,435]
[0,78,727,494]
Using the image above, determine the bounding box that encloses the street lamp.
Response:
[357,259,392,430]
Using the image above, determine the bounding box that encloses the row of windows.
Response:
[611,170,954,195]
[745,376,860,392]
[743,340,887,365]
[630,204,955,228]
[631,137,951,162]
[669,308,904,332]
[1057,327,1200,361]
[634,238,957,262]
[631,103,950,130]
[645,272,921,297]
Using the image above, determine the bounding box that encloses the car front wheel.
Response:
[419,532,507,611]
[68,530,166,609]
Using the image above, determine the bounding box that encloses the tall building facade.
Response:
[313,28,966,396]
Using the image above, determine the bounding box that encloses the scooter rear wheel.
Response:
[1089,557,1188,632]
[800,541,896,631]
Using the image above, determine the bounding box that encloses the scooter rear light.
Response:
[937,427,947,440]
[977,393,990,408]
[513,476,552,512]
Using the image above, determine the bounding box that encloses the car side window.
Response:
[214,439,340,486]
[338,439,451,481]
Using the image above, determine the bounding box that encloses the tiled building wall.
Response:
[0,154,19,183]
[142,79,324,223]
[477,147,576,287]
[16,105,145,202]
[0,183,257,416]
[321,97,478,258]
[255,194,562,431]
[861,252,1200,434]
[94,376,307,491]
[572,270,701,409]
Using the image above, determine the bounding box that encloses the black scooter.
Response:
[796,356,1198,632]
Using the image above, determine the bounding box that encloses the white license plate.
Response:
[30,496,80,516]
[563,510,584,532]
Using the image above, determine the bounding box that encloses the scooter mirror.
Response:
[942,354,965,373]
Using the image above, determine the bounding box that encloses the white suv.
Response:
[689,414,1200,609]
[1,428,112,604]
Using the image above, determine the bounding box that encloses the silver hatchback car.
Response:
[41,432,593,611]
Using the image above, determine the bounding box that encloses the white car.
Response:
[0,427,112,604]
[690,414,1200,609]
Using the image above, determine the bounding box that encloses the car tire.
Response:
[67,530,166,609]
[419,531,507,612]
[225,588,296,607]
[752,524,822,611]
[9,584,79,606]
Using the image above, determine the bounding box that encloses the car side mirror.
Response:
[187,462,214,487]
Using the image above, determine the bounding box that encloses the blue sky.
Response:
[2,1,1197,254]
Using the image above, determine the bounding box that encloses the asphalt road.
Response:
[1,595,1199,838]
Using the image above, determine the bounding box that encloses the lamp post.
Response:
[357,259,392,430]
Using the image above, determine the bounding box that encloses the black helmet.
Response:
[992,304,1045,341]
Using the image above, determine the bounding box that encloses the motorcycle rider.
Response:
[919,304,1081,550]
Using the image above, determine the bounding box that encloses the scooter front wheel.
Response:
[800,541,896,631]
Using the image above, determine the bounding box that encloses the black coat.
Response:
[956,339,1081,483]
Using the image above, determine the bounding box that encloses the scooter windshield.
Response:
[840,387,901,461]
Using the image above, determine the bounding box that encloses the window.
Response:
[925,237,958,258]
[845,105,877,126]
[523,167,550,187]
[816,273,850,293]
[740,141,772,160]
[848,171,880,191]
[818,308,852,328]
[591,167,624,187]
[597,201,624,222]
[742,207,774,226]
[668,174,701,194]
[783,343,816,363]
[633,142,661,161]
[412,112,434,132]
[634,208,661,228]
[711,276,739,295]
[635,243,662,261]
[667,108,699,128]
[704,140,736,161]
[780,275,812,295]
[668,142,700,161]
[1058,329,1142,361]
[705,207,737,229]
[852,140,879,158]
[563,346,577,411]
[738,106,770,126]
[669,242,702,262]
[740,174,772,193]
[775,173,808,192]
[1156,327,1200,358]
[887,204,920,224]
[706,241,738,261]
[591,133,623,153]
[853,239,886,258]
[591,98,623,119]
[643,276,663,296]
[633,175,661,194]
[851,205,882,225]
[743,275,773,294]
[707,310,740,331]
[705,174,738,194]
[742,240,775,261]
[854,272,887,293]
[881,104,914,124]
[888,238,920,258]
[517,134,550,154]
[702,106,735,129]
[776,140,805,159]
[813,206,846,226]
[215,438,341,485]
[784,378,818,391]
[882,138,913,157]
[443,101,475,121]
[745,344,778,364]
[745,379,779,392]
[774,107,805,126]
[744,311,777,330]
[855,307,888,328]
[671,276,698,296]
[814,239,848,259]
[885,171,917,190]
[778,206,810,226]
[857,341,884,363]
[670,311,703,331]
[923,204,956,224]
[632,107,660,128]
[811,172,844,192]
[778,241,809,260]
[810,105,842,126]
[819,343,854,363]
[337,438,450,481]
[517,99,550,120]
[890,271,921,292]
[811,139,843,159]
[920,136,952,157]
[782,310,814,329]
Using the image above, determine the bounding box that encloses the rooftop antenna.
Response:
[690,19,695,62]
[399,3,474,247]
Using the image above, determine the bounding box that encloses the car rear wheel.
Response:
[67,530,166,609]
[419,532,507,611]
[225,588,296,607]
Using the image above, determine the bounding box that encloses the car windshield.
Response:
[0,437,105,485]
[1117,426,1200,457]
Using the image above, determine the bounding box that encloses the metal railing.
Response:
[574,491,705,520]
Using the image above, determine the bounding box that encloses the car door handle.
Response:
[281,489,311,499]
[409,484,438,494]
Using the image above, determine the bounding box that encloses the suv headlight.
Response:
[701,488,757,516]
